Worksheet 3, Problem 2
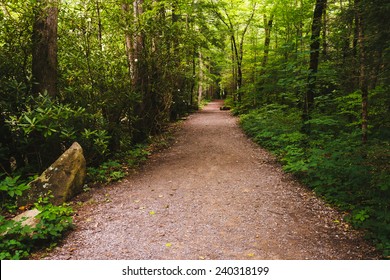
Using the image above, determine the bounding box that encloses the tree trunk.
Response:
[302,0,327,133]
[123,0,147,143]
[123,3,136,85]
[230,36,237,97]
[198,51,203,105]
[32,0,59,97]
[355,0,369,144]
[321,1,328,58]
[190,46,196,106]
[261,14,273,73]
[96,0,103,51]
[236,5,256,102]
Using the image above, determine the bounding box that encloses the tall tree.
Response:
[210,0,256,101]
[303,0,327,132]
[198,51,204,105]
[261,13,274,74]
[355,0,369,143]
[32,0,59,97]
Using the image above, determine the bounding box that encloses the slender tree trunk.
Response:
[231,34,239,89]
[191,46,196,106]
[123,0,147,143]
[355,0,369,143]
[172,0,179,59]
[230,36,237,97]
[212,2,255,101]
[122,3,136,85]
[96,0,103,51]
[198,51,203,105]
[32,0,59,97]
[236,5,256,102]
[303,0,327,133]
[321,1,328,58]
[261,14,273,73]
[134,0,144,90]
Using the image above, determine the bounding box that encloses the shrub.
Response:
[240,105,390,257]
[0,200,73,260]
[5,94,110,174]
[0,176,30,212]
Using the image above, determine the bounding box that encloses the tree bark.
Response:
[303,0,327,133]
[355,0,369,143]
[198,51,203,105]
[96,0,103,51]
[230,36,237,97]
[123,3,136,85]
[261,14,273,73]
[322,1,328,58]
[211,1,256,101]
[236,4,256,102]
[32,0,59,97]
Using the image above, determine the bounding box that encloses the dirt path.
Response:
[45,100,378,260]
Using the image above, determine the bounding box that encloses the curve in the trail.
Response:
[45,100,378,260]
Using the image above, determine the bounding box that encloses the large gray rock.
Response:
[19,142,86,206]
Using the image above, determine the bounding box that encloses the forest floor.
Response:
[43,100,379,260]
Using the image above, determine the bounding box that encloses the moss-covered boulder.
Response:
[19,142,86,206]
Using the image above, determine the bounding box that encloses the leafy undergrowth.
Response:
[240,105,390,258]
[86,121,180,185]
[0,120,181,260]
[0,196,73,260]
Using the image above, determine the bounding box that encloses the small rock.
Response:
[13,209,41,228]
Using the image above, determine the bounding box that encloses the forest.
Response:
[0,0,389,259]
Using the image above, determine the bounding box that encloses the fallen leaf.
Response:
[247,253,255,257]
[149,210,156,215]
[165,243,172,248]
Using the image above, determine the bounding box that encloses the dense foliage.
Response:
[0,0,388,258]
[0,198,73,260]
[1,0,220,178]
[0,0,221,259]
[228,0,389,256]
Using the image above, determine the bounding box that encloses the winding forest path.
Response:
[45,100,377,260]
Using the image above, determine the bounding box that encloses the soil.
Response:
[43,100,379,260]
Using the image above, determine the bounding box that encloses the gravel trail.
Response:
[45,100,378,260]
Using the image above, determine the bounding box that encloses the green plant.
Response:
[0,175,30,212]
[349,209,370,226]
[0,199,73,260]
[87,160,126,183]
[5,94,110,173]
[0,176,30,199]
[240,103,390,257]
[0,217,32,260]
[33,199,74,240]
[125,144,151,166]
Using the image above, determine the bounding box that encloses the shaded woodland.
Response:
[0,0,389,258]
